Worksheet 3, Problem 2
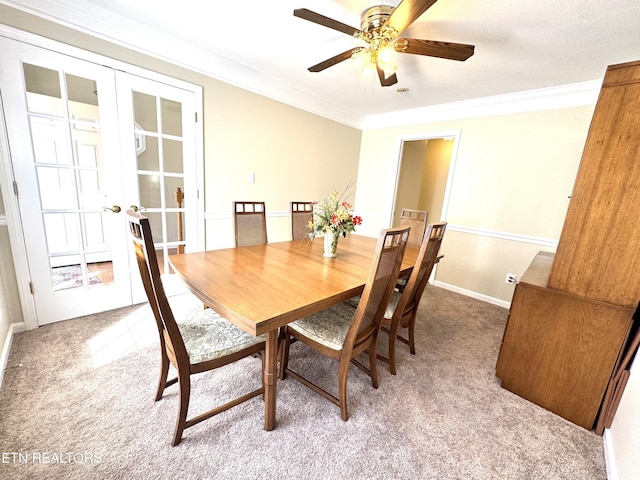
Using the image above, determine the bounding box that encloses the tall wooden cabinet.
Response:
[495,60,640,431]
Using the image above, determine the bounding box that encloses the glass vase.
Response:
[323,231,339,258]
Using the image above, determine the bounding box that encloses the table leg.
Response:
[263,329,278,430]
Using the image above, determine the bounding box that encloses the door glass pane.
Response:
[43,213,80,254]
[164,176,184,209]
[161,98,182,136]
[166,212,185,244]
[49,257,103,292]
[82,212,108,249]
[163,138,183,173]
[23,63,63,115]
[30,117,71,165]
[66,73,99,121]
[143,211,163,244]
[136,135,159,170]
[133,91,157,132]
[37,166,76,210]
[138,174,161,208]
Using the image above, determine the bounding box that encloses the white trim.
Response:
[603,430,618,480]
[204,210,289,220]
[434,281,511,310]
[0,94,38,330]
[390,129,461,227]
[0,322,26,391]
[362,81,601,130]
[0,24,202,96]
[447,224,559,248]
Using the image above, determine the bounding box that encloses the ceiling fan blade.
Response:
[308,50,357,72]
[399,38,475,61]
[384,0,439,36]
[294,8,362,37]
[377,66,398,87]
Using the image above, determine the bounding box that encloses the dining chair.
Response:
[233,201,267,247]
[396,208,429,291]
[126,209,266,446]
[290,201,314,241]
[399,208,428,248]
[279,226,410,421]
[347,222,447,374]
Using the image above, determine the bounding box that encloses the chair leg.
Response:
[387,319,401,376]
[278,327,290,380]
[172,373,191,447]
[155,349,171,401]
[338,360,350,421]
[408,312,417,355]
[368,339,380,389]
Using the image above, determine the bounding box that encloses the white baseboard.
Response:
[433,281,511,309]
[603,430,616,480]
[0,322,26,391]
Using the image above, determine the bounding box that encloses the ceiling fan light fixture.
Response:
[377,44,398,77]
[351,48,376,77]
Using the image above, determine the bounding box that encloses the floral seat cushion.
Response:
[289,303,358,350]
[177,307,265,364]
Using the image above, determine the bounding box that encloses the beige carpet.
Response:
[0,286,606,479]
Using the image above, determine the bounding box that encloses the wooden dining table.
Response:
[169,234,417,431]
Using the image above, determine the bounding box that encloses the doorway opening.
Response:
[391,133,458,228]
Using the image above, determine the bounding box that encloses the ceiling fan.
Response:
[294,0,475,87]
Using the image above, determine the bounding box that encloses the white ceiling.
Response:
[4,0,640,128]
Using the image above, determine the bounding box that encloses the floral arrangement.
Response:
[308,183,363,239]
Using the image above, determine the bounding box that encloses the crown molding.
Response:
[361,80,602,130]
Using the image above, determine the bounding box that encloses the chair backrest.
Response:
[398,208,428,248]
[346,226,410,348]
[394,222,447,319]
[126,209,189,366]
[233,201,267,247]
[290,201,313,241]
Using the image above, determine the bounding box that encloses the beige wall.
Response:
[202,82,361,249]
[392,140,427,226]
[355,106,595,303]
[420,139,452,222]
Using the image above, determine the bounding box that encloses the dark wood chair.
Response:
[233,201,267,247]
[279,226,410,420]
[348,222,447,374]
[396,208,429,290]
[290,201,313,241]
[398,208,428,248]
[126,209,266,446]
[382,222,446,374]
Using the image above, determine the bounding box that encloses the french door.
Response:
[0,36,202,326]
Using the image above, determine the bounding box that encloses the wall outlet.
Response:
[505,273,517,285]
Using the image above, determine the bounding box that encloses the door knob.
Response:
[129,205,145,212]
[102,205,122,213]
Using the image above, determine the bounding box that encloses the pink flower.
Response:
[352,216,363,226]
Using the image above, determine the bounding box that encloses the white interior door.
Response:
[115,72,201,303]
[0,37,203,325]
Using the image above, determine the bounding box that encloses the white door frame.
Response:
[390,130,461,227]
[389,130,461,281]
[0,25,204,330]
